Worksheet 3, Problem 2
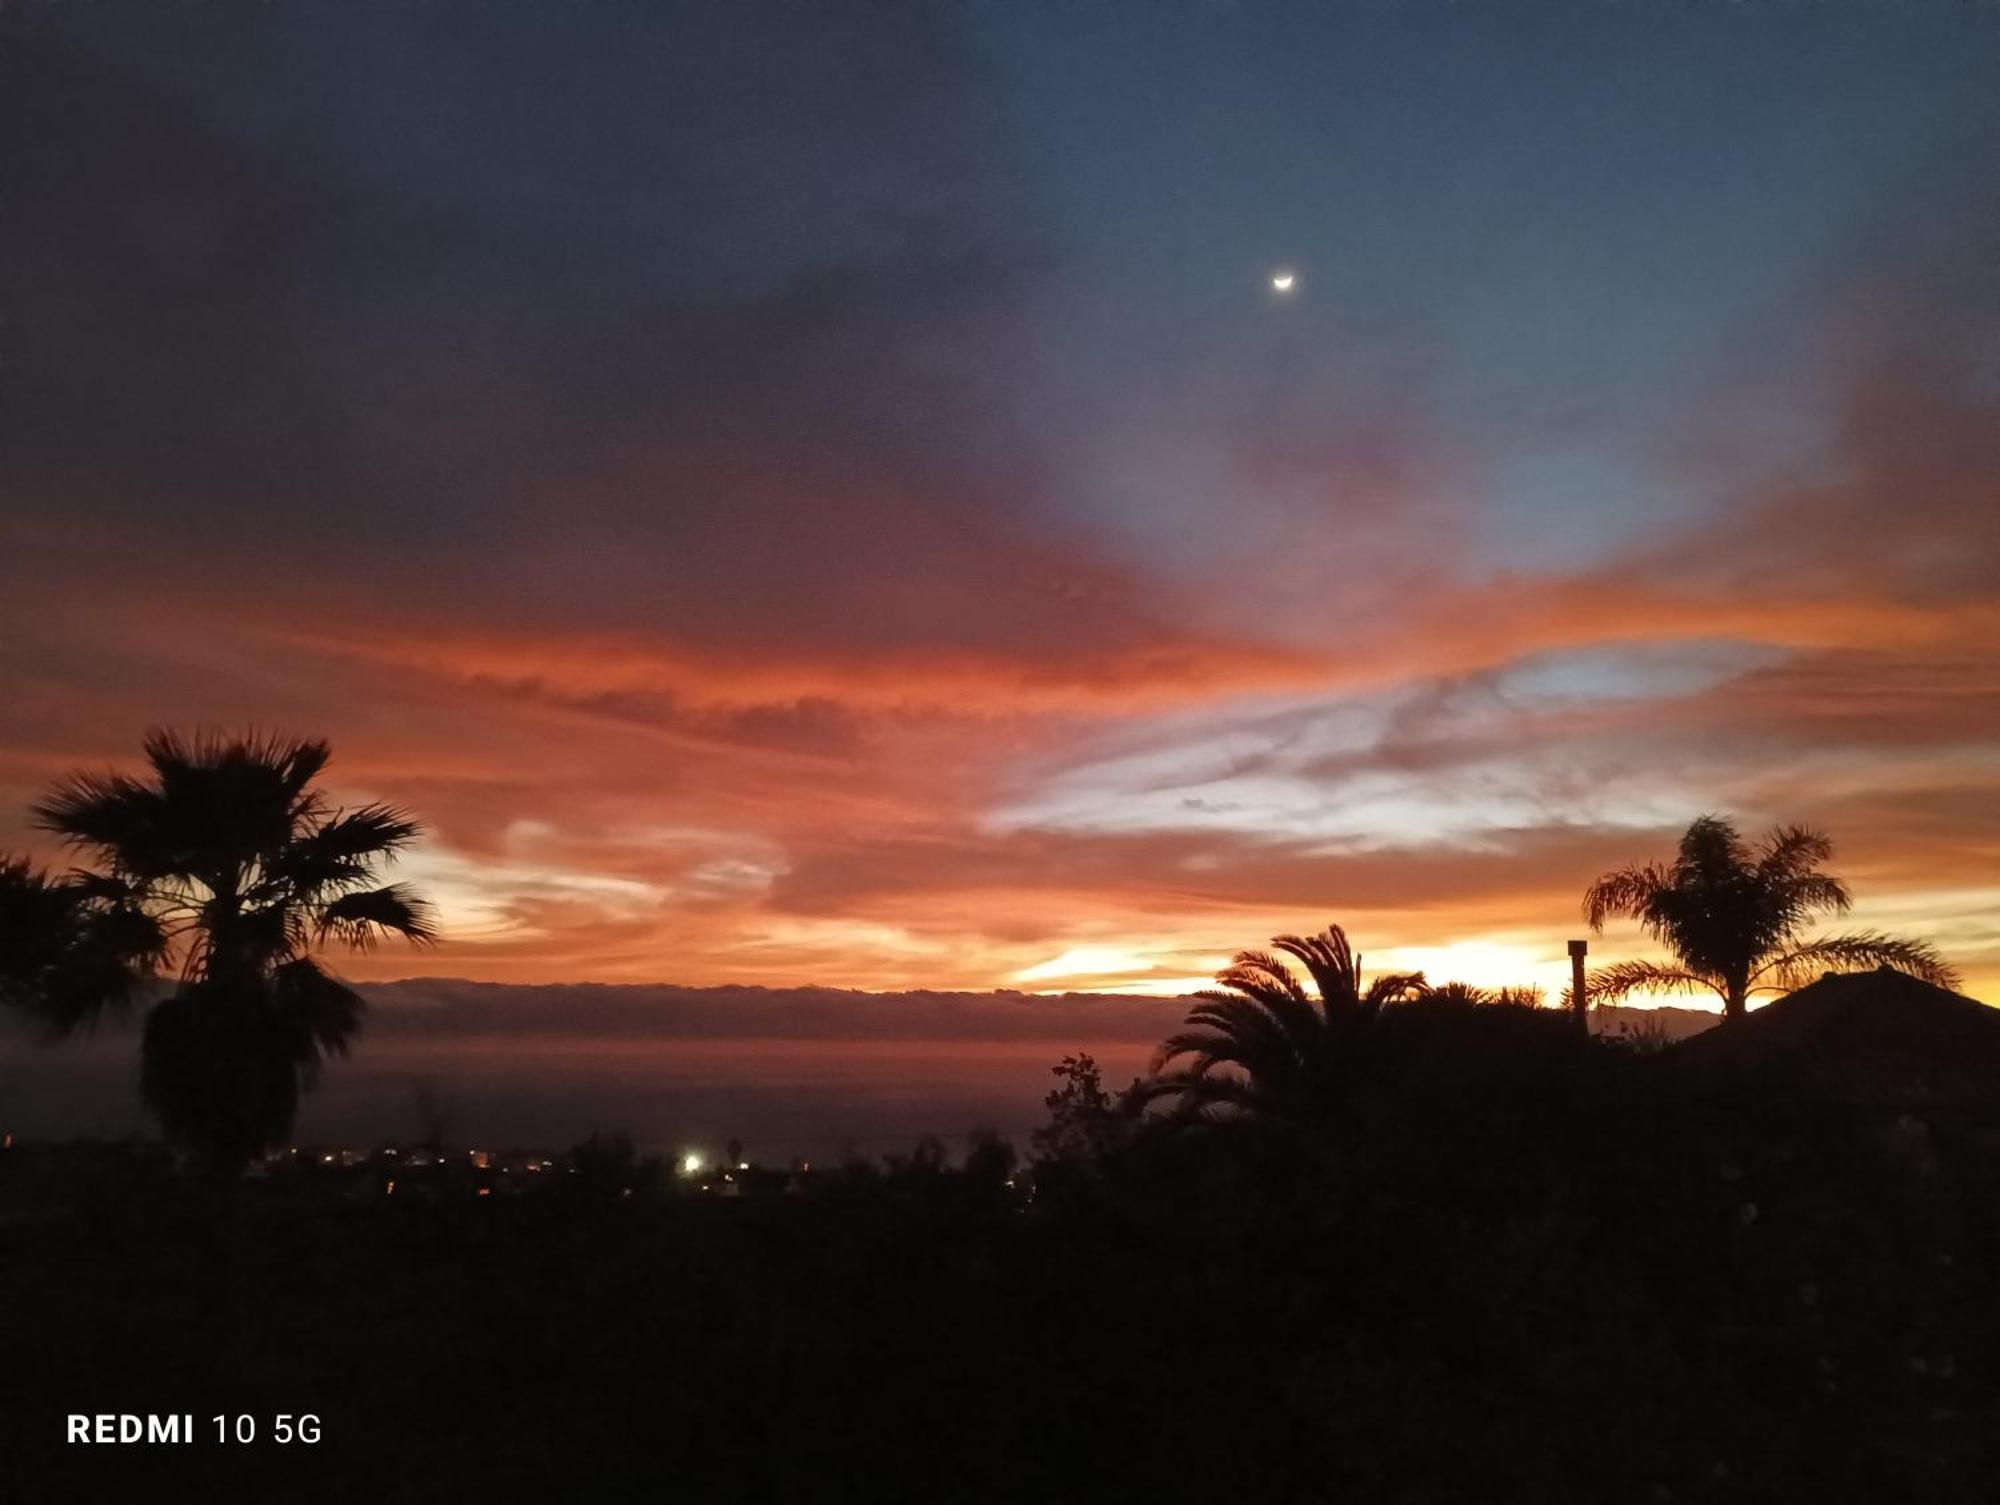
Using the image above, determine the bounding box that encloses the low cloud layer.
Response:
[0,984,1717,1155]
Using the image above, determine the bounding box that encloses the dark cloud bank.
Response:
[0,984,1185,1159]
[0,983,1713,1160]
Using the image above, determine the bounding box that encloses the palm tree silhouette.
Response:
[11,730,435,1171]
[1415,981,1545,1009]
[1135,923,1426,1125]
[1582,815,1956,1023]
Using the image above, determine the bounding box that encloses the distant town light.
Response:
[681,1152,704,1176]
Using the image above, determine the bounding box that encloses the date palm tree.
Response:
[8,729,435,1171]
[1135,923,1427,1126]
[1582,815,1956,1024]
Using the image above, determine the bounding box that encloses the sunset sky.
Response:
[4,2,1997,1007]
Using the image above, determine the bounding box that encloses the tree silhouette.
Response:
[0,857,165,1029]
[1582,815,1956,1023]
[411,1078,459,1155]
[6,730,434,1171]
[1416,981,1546,1009]
[961,1128,1018,1193]
[1134,923,1426,1125]
[1032,1053,1132,1164]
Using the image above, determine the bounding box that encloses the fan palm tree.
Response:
[6,729,435,1171]
[1582,815,1956,1023]
[1134,923,1427,1126]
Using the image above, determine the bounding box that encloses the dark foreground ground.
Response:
[4,1075,1999,1505]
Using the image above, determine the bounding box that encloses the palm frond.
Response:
[252,804,424,910]
[0,859,163,1036]
[1362,971,1428,1010]
[1754,931,1961,993]
[1583,862,1672,931]
[1755,825,1836,882]
[1182,996,1302,1047]
[1147,1032,1236,1073]
[1128,1067,1265,1119]
[1206,954,1325,1043]
[1272,926,1361,1007]
[1169,1005,1295,1075]
[143,727,331,803]
[30,772,166,868]
[269,956,365,1068]
[1764,873,1852,932]
[1224,952,1320,1000]
[315,884,438,950]
[1419,981,1495,1007]
[1219,951,1309,1001]
[1579,959,1724,1006]
[302,804,425,864]
[1417,981,1544,1010]
[1150,1014,1299,1081]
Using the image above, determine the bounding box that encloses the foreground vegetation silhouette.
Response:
[1131,924,1560,1135]
[0,730,433,1172]
[4,738,1998,1500]
[1133,925,1425,1124]
[7,953,1996,1502]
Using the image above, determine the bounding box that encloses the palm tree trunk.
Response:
[1723,979,1749,1022]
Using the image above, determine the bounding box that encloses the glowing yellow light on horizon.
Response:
[1086,974,1227,998]
[1013,946,1153,984]
[1376,942,1557,995]
[681,1152,704,1176]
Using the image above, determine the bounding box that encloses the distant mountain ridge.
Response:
[1,973,1728,1049]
